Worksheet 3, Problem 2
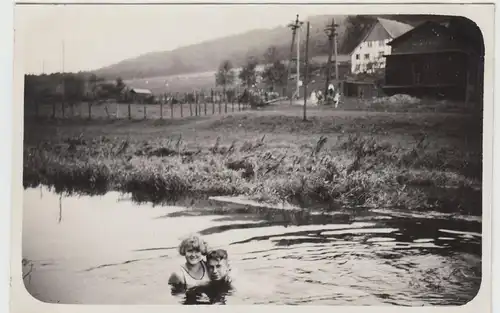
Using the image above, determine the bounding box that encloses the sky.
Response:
[15,4,346,74]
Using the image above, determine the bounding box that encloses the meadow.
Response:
[23,103,483,216]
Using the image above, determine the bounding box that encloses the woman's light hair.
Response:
[178,234,209,256]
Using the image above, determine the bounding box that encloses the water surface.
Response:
[22,187,482,305]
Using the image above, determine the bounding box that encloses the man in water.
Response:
[204,249,235,304]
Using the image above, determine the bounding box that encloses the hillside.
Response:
[92,14,445,80]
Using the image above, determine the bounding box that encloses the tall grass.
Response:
[23,111,482,215]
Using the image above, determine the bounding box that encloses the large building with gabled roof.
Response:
[350,18,414,74]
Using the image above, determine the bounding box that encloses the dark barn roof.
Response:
[387,19,483,56]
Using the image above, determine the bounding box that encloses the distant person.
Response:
[334,90,341,108]
[168,235,212,295]
[317,90,324,103]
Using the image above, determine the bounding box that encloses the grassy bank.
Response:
[23,106,483,215]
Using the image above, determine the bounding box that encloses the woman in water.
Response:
[168,234,212,296]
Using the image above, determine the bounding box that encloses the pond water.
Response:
[22,187,482,305]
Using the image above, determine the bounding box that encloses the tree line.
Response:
[24,72,132,106]
[214,45,330,96]
[24,43,345,110]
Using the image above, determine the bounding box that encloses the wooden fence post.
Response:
[195,91,198,116]
[143,100,147,119]
[179,93,183,117]
[211,89,215,115]
[218,92,222,114]
[232,92,235,112]
[203,91,207,115]
[128,102,131,120]
[160,94,164,120]
[104,103,111,119]
[197,92,200,116]
[189,93,193,116]
[224,92,228,113]
[170,94,174,119]
[238,91,241,111]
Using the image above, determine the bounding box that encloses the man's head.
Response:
[206,249,230,281]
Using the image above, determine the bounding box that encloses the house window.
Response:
[364,54,370,60]
[356,54,360,60]
[378,51,384,58]
[367,41,372,47]
[355,65,360,71]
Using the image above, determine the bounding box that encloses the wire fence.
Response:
[28,101,257,120]
[25,89,286,120]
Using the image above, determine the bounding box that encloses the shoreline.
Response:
[23,110,483,217]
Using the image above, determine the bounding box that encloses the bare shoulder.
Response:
[168,269,184,285]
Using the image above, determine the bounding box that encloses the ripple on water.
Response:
[22,188,482,306]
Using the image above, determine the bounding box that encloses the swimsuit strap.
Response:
[180,265,188,286]
[180,262,207,287]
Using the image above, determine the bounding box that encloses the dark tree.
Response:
[238,57,259,88]
[215,60,236,96]
[261,60,287,92]
[263,46,281,64]
[116,77,126,91]
[63,74,85,102]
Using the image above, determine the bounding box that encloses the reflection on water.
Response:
[169,280,235,305]
[22,187,482,305]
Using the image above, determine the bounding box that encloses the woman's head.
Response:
[178,235,209,265]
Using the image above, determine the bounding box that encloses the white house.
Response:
[350,18,414,74]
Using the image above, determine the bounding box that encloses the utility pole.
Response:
[334,28,339,95]
[62,40,66,118]
[334,30,339,82]
[303,22,310,122]
[286,14,303,105]
[296,26,301,99]
[324,18,338,101]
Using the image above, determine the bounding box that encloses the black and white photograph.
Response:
[13,2,492,307]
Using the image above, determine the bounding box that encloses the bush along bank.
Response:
[23,133,482,215]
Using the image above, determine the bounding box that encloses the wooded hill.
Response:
[92,15,443,80]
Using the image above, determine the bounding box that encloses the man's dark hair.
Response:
[206,249,228,262]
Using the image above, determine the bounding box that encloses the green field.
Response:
[23,104,482,215]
